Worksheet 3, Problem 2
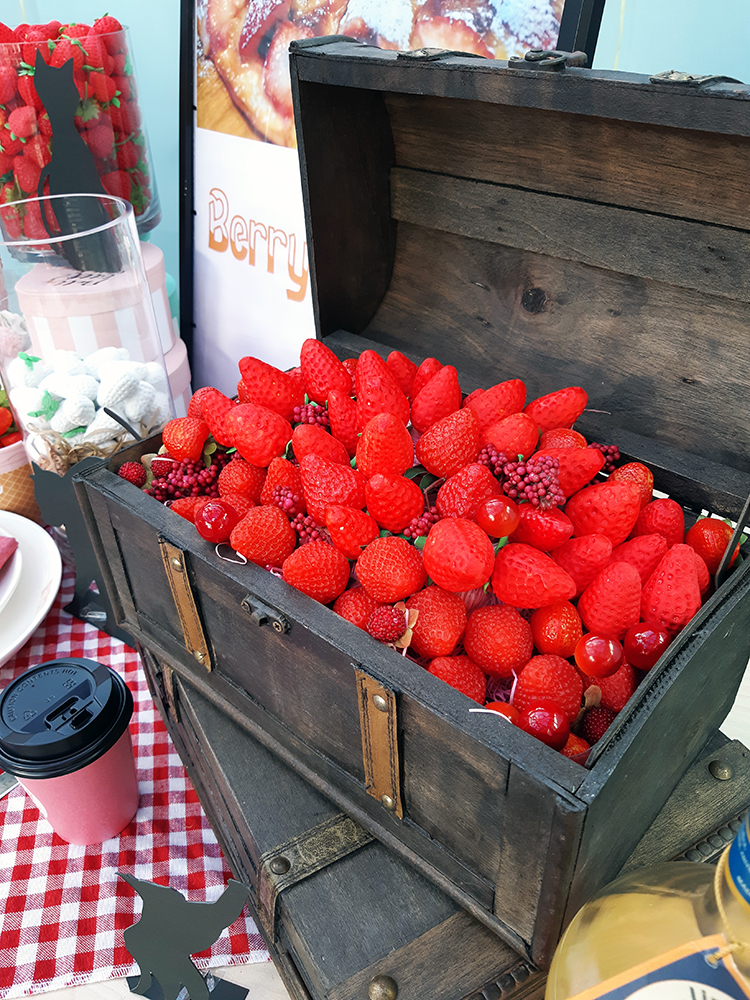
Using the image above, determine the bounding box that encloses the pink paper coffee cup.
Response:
[0,658,139,845]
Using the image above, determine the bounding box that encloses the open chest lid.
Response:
[289,39,750,519]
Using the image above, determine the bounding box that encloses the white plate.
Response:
[0,527,22,618]
[0,511,62,669]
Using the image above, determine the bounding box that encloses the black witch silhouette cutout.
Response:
[119,873,250,1000]
[31,49,120,273]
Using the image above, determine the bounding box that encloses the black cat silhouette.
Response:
[33,49,119,272]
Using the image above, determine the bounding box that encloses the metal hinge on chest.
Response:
[355,668,403,819]
[158,537,212,671]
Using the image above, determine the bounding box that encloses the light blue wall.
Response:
[6,0,181,295]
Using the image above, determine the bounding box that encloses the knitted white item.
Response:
[50,395,96,433]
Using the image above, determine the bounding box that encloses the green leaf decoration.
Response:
[414,535,427,550]
[418,473,439,491]
[76,98,101,123]
[124,53,133,75]
[28,391,61,420]
[404,465,427,480]
[379,529,392,538]
[62,425,87,438]
[493,536,509,554]
[483,581,491,593]
[350,457,357,469]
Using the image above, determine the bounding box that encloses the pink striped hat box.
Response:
[165,336,192,419]
[15,242,175,364]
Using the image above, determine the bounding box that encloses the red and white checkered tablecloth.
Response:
[0,562,269,1000]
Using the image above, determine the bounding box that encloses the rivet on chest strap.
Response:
[355,668,403,819]
[158,537,212,671]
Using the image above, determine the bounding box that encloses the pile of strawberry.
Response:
[119,341,742,762]
[0,385,21,446]
[0,15,152,238]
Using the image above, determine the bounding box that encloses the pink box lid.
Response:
[17,261,148,318]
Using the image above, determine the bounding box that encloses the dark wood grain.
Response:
[391,167,750,304]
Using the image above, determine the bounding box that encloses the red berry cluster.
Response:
[290,512,328,545]
[145,453,230,502]
[477,445,509,477]
[500,456,566,509]
[402,505,440,539]
[588,442,621,474]
[271,485,304,518]
[0,15,153,241]
[292,402,329,428]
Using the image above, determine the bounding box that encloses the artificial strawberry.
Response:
[162,417,209,463]
[553,533,613,596]
[405,585,467,659]
[511,506,574,551]
[693,550,711,596]
[415,407,480,479]
[411,357,443,399]
[608,534,668,585]
[355,413,414,479]
[365,473,425,533]
[327,388,360,458]
[577,561,642,639]
[187,386,216,420]
[641,543,702,633]
[491,543,577,608]
[463,605,533,678]
[463,378,527,435]
[7,107,37,139]
[632,497,685,548]
[367,605,408,643]
[333,585,384,630]
[117,461,146,487]
[237,356,306,421]
[292,422,350,466]
[532,447,605,498]
[428,655,486,704]
[436,463,500,520]
[218,493,256,519]
[560,733,591,759]
[482,411,539,461]
[229,505,296,567]
[539,427,587,450]
[282,539,351,605]
[218,457,267,503]
[259,457,304,510]
[169,497,207,522]
[223,403,291,468]
[524,386,588,431]
[325,504,380,560]
[299,453,367,524]
[0,66,16,105]
[513,655,584,723]
[685,517,740,576]
[608,462,654,509]
[386,350,418,398]
[0,409,13,436]
[195,387,235,447]
[565,480,641,546]
[530,602,583,659]
[580,706,617,744]
[354,350,410,430]
[356,536,427,603]
[150,455,178,478]
[300,338,352,403]
[580,660,640,713]
[410,364,462,433]
[422,517,495,592]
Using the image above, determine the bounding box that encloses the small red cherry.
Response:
[623,621,671,671]
[476,495,520,538]
[194,499,241,544]
[574,633,624,679]
[485,701,520,724]
[515,700,570,750]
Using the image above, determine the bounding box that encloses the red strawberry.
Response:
[169,497,207,522]
[282,539,351,604]
[91,15,124,34]
[553,534,613,596]
[482,412,539,461]
[237,356,306,421]
[641,544,702,633]
[13,155,41,196]
[354,350,410,430]
[686,517,740,576]
[299,338,352,403]
[327,388,359,458]
[292,422,350,465]
[436,463,500,520]
[260,457,305,510]
[356,413,414,479]
[50,37,85,71]
[581,661,639,714]
[341,357,358,380]
[84,122,115,159]
[463,605,533,678]
[333,586,384,630]
[530,601,583,659]
[367,605,408,643]
[580,706,617,744]
[150,455,178,478]
[464,379,527,435]
[405,585,467,659]
[608,462,654,509]
[532,447,605,498]
[230,505,296,567]
[491,543,577,608]
[410,364,462,433]
[365,473,425,533]
[633,497,685,548]
[428,655,486,704]
[608,534,668,585]
[325,504,380,560]
[356,536,427,603]
[511,506,574,551]
[223,403,291,468]
[7,107,37,139]
[565,480,641,546]
[513,655,583,723]
[187,386,216,420]
[219,493,256,519]
[422,517,495,592]
[415,407,480,479]
[386,350,418,398]
[117,461,146,487]
[539,428,587,450]
[299,453,367,524]
[411,357,443,399]
[195,387,235,447]
[18,76,44,113]
[218,457,267,503]
[162,417,209,462]
[102,169,132,202]
[693,550,711,597]
[524,386,588,431]
[560,733,591,759]
[577,561,642,639]
[0,66,17,105]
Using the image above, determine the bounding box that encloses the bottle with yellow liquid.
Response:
[546,813,750,1000]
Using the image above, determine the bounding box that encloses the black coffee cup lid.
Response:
[0,658,133,779]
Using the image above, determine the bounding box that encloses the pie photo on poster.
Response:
[197,0,565,145]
